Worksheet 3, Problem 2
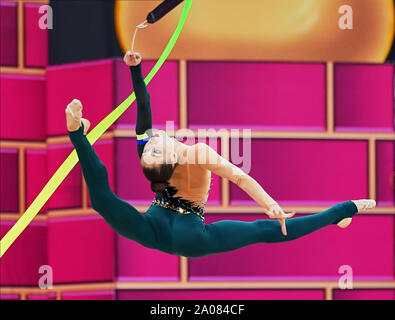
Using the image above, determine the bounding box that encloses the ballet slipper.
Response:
[65,99,90,135]
[337,199,376,229]
[66,99,83,120]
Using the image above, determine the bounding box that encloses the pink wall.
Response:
[0,2,48,68]
[0,221,47,286]
[116,234,179,281]
[62,290,114,300]
[27,293,56,300]
[115,137,153,204]
[86,139,115,207]
[0,2,17,66]
[117,289,325,300]
[24,3,48,68]
[114,59,179,130]
[333,289,395,300]
[0,148,19,213]
[0,294,20,300]
[335,64,394,132]
[376,141,395,206]
[46,59,179,138]
[46,144,82,210]
[47,215,115,283]
[188,214,394,281]
[229,139,368,205]
[26,149,48,214]
[188,62,326,130]
[46,60,115,137]
[0,75,46,141]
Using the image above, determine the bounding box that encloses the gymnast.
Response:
[65,51,376,258]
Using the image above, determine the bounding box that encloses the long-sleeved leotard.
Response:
[67,62,359,258]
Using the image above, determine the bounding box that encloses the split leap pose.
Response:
[66,51,376,258]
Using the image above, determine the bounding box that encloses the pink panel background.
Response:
[0,75,46,140]
[335,64,395,132]
[27,293,56,300]
[115,137,154,204]
[46,59,114,136]
[188,62,326,130]
[0,148,18,213]
[229,139,368,205]
[376,141,395,206]
[117,289,324,300]
[333,289,395,300]
[47,144,81,210]
[24,3,48,68]
[0,221,47,285]
[188,214,394,280]
[115,137,221,205]
[116,234,179,281]
[0,294,20,300]
[114,59,179,129]
[25,149,47,213]
[48,215,115,283]
[86,139,115,208]
[0,2,17,66]
[62,290,115,300]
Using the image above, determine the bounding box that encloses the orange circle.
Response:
[115,0,394,62]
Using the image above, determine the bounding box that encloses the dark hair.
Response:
[141,163,177,193]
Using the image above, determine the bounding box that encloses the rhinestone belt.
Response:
[152,199,205,222]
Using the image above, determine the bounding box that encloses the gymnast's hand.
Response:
[124,51,142,66]
[265,203,296,236]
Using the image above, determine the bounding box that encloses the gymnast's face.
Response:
[140,130,177,168]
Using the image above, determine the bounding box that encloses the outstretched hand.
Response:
[124,51,142,66]
[264,203,296,236]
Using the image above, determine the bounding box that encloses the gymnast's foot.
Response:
[65,99,90,135]
[337,199,376,228]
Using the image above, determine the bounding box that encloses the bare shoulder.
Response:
[191,142,217,156]
[183,142,222,168]
[193,142,209,151]
[183,142,208,155]
[181,143,208,165]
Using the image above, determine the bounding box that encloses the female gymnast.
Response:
[65,51,376,258]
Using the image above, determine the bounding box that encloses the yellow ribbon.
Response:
[0,0,193,258]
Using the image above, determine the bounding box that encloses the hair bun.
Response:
[151,182,167,193]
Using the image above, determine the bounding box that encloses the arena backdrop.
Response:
[49,0,395,65]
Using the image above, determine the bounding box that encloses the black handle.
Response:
[146,0,184,24]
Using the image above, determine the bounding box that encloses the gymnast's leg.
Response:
[67,118,157,248]
[198,200,359,256]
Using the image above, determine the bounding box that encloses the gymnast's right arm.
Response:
[192,143,295,217]
[124,51,152,158]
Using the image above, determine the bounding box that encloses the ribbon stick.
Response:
[146,0,184,24]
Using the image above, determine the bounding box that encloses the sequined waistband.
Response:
[152,199,205,222]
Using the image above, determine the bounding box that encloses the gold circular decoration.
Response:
[115,0,394,62]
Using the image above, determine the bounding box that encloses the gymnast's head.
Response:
[140,130,178,193]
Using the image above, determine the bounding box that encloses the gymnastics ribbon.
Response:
[0,0,193,258]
